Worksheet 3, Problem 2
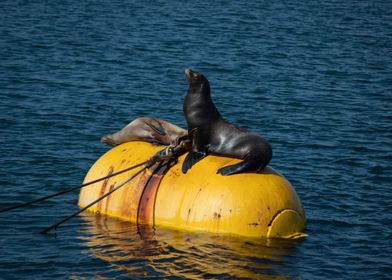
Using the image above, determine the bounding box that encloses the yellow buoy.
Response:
[78,141,306,239]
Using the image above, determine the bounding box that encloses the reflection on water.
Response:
[77,213,303,279]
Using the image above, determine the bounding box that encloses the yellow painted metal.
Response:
[78,141,306,239]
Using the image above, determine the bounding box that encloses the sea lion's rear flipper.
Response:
[100,135,118,147]
[182,151,206,174]
[217,158,264,176]
[217,161,249,176]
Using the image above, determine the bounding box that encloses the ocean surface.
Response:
[1,0,391,279]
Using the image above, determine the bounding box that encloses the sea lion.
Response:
[182,68,272,176]
[101,117,188,147]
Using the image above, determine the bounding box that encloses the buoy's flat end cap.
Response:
[267,209,306,239]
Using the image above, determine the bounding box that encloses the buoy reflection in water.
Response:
[77,213,303,279]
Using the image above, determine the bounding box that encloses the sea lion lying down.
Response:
[101,117,188,147]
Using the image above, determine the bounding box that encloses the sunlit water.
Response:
[1,0,391,279]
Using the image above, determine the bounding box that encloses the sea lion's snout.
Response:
[184,68,193,81]
[185,68,201,84]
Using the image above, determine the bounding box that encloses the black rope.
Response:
[40,165,148,234]
[0,141,187,234]
[0,160,149,214]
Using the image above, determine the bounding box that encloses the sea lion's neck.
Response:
[184,86,221,129]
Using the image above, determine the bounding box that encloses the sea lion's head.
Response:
[184,68,210,93]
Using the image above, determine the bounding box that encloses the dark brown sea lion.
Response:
[182,68,272,176]
[101,117,188,147]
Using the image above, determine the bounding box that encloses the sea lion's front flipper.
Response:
[144,119,166,136]
[182,151,206,174]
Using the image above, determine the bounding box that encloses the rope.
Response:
[0,160,149,214]
[40,165,148,234]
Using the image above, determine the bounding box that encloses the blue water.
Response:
[1,0,391,279]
